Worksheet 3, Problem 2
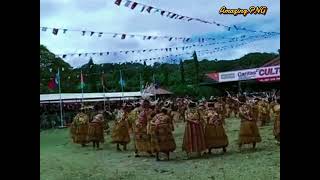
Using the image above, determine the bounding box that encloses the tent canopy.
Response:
[40,92,154,103]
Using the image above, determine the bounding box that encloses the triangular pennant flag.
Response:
[124,0,131,7]
[143,36,146,40]
[143,50,146,52]
[131,2,138,9]
[153,36,157,40]
[90,32,95,36]
[167,12,171,17]
[165,48,168,51]
[168,37,173,41]
[98,32,103,37]
[179,16,184,19]
[170,14,176,18]
[100,53,103,56]
[234,25,238,30]
[141,5,146,12]
[113,33,118,38]
[52,28,59,35]
[147,36,152,40]
[79,54,82,57]
[85,53,88,56]
[125,51,129,54]
[146,6,153,13]
[62,55,67,58]
[228,27,231,31]
[63,29,67,33]
[132,51,135,53]
[82,31,86,36]
[188,18,193,21]
[107,52,109,55]
[41,27,47,31]
[130,35,135,38]
[121,34,126,39]
[154,9,159,13]
[115,0,122,6]
[161,11,165,16]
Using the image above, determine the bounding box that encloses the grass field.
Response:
[40,117,280,180]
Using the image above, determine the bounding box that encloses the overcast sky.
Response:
[40,0,280,68]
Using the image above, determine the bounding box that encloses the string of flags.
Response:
[55,34,273,64]
[45,39,256,80]
[41,26,277,43]
[41,26,191,42]
[56,33,275,59]
[114,0,280,35]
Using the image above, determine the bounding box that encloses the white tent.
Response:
[40,92,154,104]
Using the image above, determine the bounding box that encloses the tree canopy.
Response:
[40,44,278,97]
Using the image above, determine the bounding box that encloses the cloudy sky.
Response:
[40,0,280,68]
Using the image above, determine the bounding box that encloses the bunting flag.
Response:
[44,26,252,42]
[57,33,275,59]
[146,6,153,13]
[115,0,279,34]
[121,34,126,39]
[55,34,273,63]
[115,0,122,6]
[52,28,59,35]
[124,0,131,7]
[141,5,146,12]
[41,27,47,31]
[131,2,138,9]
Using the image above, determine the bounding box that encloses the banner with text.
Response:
[217,65,280,82]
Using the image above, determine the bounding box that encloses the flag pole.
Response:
[153,73,156,100]
[81,70,84,105]
[58,68,64,128]
[120,69,124,103]
[139,73,142,94]
[102,71,106,110]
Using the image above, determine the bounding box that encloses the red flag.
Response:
[48,77,57,89]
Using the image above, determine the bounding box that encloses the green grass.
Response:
[40,118,280,180]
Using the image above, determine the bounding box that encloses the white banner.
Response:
[218,65,280,82]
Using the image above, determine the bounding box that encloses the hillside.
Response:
[40,44,278,96]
